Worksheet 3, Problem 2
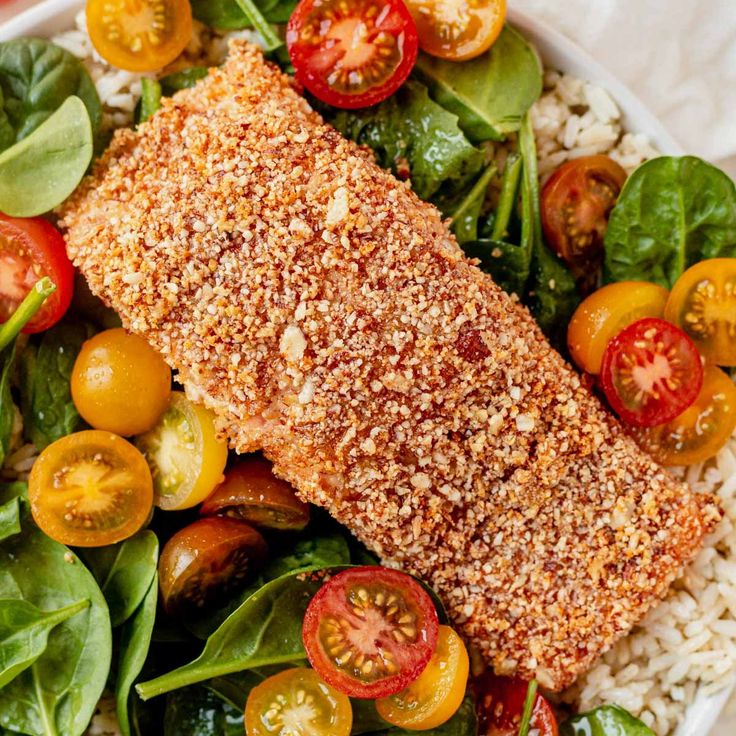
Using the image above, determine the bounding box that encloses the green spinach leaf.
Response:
[206,671,265,709]
[160,67,209,94]
[559,704,655,736]
[0,341,15,470]
[164,686,243,736]
[191,0,296,29]
[0,497,21,542]
[364,693,477,736]
[604,156,736,287]
[413,25,542,143]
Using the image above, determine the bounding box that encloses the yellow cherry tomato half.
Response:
[664,258,736,367]
[406,0,506,62]
[245,667,353,736]
[86,0,193,73]
[376,625,470,730]
[29,430,153,547]
[72,328,171,437]
[567,280,669,375]
[135,392,228,510]
[630,365,736,466]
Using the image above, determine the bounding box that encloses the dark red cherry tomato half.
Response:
[302,566,439,698]
[0,214,74,332]
[286,0,419,109]
[600,317,703,428]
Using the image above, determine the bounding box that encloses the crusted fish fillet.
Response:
[59,42,719,691]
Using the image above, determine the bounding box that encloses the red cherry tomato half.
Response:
[0,214,74,333]
[286,0,419,109]
[600,317,703,428]
[302,566,439,698]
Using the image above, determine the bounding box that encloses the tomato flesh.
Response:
[245,667,353,736]
[0,214,74,333]
[302,566,439,698]
[29,430,153,547]
[600,317,703,428]
[287,0,419,109]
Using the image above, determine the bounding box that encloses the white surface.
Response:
[1,1,735,734]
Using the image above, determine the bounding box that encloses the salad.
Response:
[0,1,734,736]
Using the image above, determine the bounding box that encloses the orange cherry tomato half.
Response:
[600,317,703,428]
[86,0,193,73]
[376,625,469,729]
[158,516,267,614]
[302,566,439,698]
[541,156,627,292]
[29,430,153,547]
[664,258,736,367]
[286,0,419,109]
[474,674,558,736]
[200,456,310,530]
[567,281,669,375]
[245,667,353,736]
[630,365,736,466]
[406,0,506,61]
[0,214,74,333]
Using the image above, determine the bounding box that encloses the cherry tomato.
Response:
[406,0,506,61]
[71,328,171,437]
[541,156,627,292]
[567,281,669,375]
[135,392,228,510]
[245,667,353,736]
[630,365,736,466]
[0,214,74,333]
[28,430,153,547]
[600,317,703,428]
[86,0,193,73]
[376,625,469,729]
[286,0,419,110]
[475,674,558,736]
[664,258,736,367]
[158,516,267,614]
[302,566,439,699]
[199,456,310,531]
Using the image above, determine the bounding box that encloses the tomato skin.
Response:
[376,625,469,730]
[159,516,267,614]
[600,317,703,428]
[0,214,74,333]
[664,258,736,367]
[287,0,419,109]
[29,430,153,547]
[303,566,440,699]
[567,281,669,375]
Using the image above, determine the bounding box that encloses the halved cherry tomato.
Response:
[630,365,736,466]
[158,516,267,614]
[29,430,153,547]
[567,281,669,375]
[474,674,558,736]
[86,0,193,73]
[600,317,703,428]
[245,667,353,736]
[541,156,627,292]
[0,214,74,333]
[406,0,506,61]
[200,456,310,531]
[302,566,439,699]
[135,391,228,510]
[376,625,469,729]
[286,0,419,109]
[664,258,736,367]
[72,328,171,437]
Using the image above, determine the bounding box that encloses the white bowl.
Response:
[0,2,731,734]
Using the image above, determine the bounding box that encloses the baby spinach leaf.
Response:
[191,0,296,29]
[0,497,21,542]
[462,239,531,298]
[164,686,243,736]
[0,598,88,689]
[20,321,95,451]
[559,704,655,736]
[160,67,209,94]
[0,95,94,218]
[0,342,15,470]
[330,80,484,200]
[604,156,736,287]
[205,670,265,709]
[413,26,543,143]
[365,693,477,735]
[82,530,159,627]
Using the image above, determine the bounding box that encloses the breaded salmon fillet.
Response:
[59,42,719,691]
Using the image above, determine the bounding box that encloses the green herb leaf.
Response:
[0,497,21,542]
[559,704,656,736]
